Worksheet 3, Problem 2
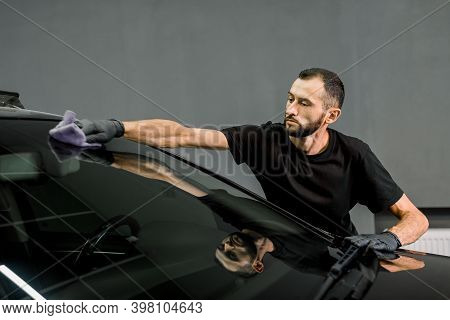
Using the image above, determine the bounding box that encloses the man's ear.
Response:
[252,260,264,273]
[325,107,341,124]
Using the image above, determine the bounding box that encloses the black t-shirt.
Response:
[221,122,404,235]
[198,189,336,275]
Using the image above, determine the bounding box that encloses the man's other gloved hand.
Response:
[77,119,125,144]
[344,231,402,260]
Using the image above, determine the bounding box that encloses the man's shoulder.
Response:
[331,129,370,155]
[261,121,285,131]
[221,121,281,132]
[236,121,283,131]
[221,121,285,137]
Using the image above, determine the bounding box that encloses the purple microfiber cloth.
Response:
[49,110,101,148]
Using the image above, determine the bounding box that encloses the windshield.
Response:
[0,117,345,299]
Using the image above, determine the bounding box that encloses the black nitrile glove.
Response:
[77,119,125,144]
[344,231,402,260]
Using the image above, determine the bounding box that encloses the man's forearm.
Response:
[345,208,428,259]
[122,119,191,147]
[122,119,229,149]
[388,209,429,246]
[387,194,429,247]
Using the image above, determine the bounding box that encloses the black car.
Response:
[0,106,449,300]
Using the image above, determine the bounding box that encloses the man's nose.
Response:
[285,102,298,116]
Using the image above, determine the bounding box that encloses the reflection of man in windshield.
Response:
[110,153,426,276]
[109,152,337,277]
[214,228,336,278]
[58,147,424,276]
[215,231,269,276]
[200,189,337,278]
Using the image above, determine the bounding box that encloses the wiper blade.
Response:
[315,244,378,299]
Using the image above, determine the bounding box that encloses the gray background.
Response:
[1,0,449,232]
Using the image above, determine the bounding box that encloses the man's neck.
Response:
[242,229,275,255]
[289,126,330,155]
[255,237,275,262]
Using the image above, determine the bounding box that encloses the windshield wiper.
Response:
[75,215,140,264]
[315,244,378,299]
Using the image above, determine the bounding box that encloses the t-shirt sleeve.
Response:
[357,145,404,213]
[220,124,264,166]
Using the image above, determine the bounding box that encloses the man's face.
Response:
[284,77,328,138]
[215,232,257,273]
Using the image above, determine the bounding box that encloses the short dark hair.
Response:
[298,68,345,109]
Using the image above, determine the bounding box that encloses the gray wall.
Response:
[1,0,449,232]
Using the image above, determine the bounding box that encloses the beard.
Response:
[284,112,326,138]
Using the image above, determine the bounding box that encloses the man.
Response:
[76,68,429,256]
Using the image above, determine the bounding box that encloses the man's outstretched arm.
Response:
[79,118,229,149]
[387,193,429,246]
[123,119,229,148]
